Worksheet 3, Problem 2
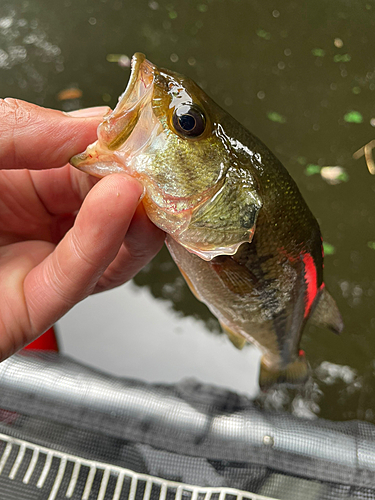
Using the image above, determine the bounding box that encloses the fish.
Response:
[70,53,344,389]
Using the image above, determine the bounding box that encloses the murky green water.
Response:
[1,0,375,422]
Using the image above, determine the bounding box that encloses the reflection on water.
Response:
[59,282,262,397]
[257,361,363,421]
[0,4,63,96]
[1,0,375,423]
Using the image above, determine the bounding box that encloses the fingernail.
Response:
[67,106,111,118]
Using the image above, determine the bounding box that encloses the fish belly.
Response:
[166,235,282,365]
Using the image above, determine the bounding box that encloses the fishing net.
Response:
[0,351,374,500]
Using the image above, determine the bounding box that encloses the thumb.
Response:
[0,98,109,170]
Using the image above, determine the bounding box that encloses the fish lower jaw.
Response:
[75,161,127,177]
[70,141,130,178]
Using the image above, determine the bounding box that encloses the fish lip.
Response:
[111,52,155,116]
[125,52,147,98]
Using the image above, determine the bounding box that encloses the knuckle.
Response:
[0,99,34,167]
[42,253,95,311]
[94,274,123,293]
[43,256,80,308]
[70,231,98,269]
[0,98,32,128]
[125,236,163,264]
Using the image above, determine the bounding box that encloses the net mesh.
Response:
[0,351,374,500]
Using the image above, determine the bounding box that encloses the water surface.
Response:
[1,0,375,422]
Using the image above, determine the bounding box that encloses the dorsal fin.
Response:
[309,287,344,334]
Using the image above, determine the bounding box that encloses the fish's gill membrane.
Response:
[182,240,252,261]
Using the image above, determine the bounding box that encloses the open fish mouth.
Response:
[98,53,156,150]
[70,53,156,173]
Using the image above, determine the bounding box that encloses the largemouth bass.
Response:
[71,53,343,388]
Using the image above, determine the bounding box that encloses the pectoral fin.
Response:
[178,267,202,301]
[309,287,344,334]
[210,256,257,296]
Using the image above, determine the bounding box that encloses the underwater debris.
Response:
[106,53,131,67]
[323,242,336,255]
[353,140,375,175]
[344,111,363,123]
[57,87,82,101]
[320,166,349,184]
[267,111,286,123]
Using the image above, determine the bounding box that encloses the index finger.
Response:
[0,99,109,170]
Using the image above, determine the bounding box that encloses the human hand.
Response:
[0,99,165,361]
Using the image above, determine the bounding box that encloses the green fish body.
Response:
[71,53,343,388]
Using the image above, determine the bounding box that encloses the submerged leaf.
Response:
[305,164,321,176]
[344,111,363,123]
[333,54,351,62]
[257,29,271,40]
[57,88,82,101]
[197,4,208,12]
[312,48,325,57]
[323,242,336,255]
[267,111,286,123]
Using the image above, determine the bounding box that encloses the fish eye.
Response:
[172,104,206,138]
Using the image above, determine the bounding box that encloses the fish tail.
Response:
[259,352,310,390]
